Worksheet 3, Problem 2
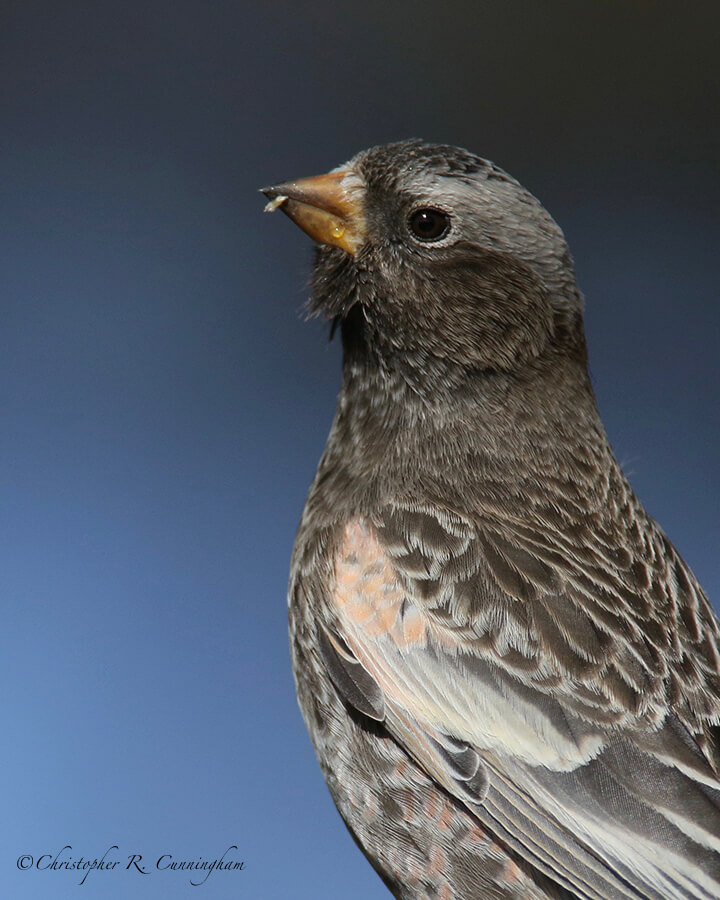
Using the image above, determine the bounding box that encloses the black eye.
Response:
[408,208,451,242]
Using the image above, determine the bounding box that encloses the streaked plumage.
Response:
[263,140,720,899]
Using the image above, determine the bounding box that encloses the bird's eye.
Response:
[407,208,451,242]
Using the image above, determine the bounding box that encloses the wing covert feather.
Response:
[322,506,720,900]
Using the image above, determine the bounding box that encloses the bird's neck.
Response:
[310,317,617,517]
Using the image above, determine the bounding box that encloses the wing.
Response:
[320,502,720,900]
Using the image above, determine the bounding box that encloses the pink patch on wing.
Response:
[333,519,428,648]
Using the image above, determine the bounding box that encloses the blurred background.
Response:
[1,2,718,898]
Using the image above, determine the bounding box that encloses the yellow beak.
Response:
[261,169,365,256]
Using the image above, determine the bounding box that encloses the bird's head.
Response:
[263,140,585,391]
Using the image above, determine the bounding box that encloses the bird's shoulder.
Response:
[291,477,720,761]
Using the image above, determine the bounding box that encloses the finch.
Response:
[262,140,720,899]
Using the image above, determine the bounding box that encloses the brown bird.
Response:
[262,140,720,899]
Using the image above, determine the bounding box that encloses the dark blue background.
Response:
[2,3,718,898]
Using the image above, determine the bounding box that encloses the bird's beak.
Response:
[260,169,365,256]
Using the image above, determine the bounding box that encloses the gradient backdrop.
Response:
[2,3,718,898]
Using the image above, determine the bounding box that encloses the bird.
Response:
[261,140,720,900]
